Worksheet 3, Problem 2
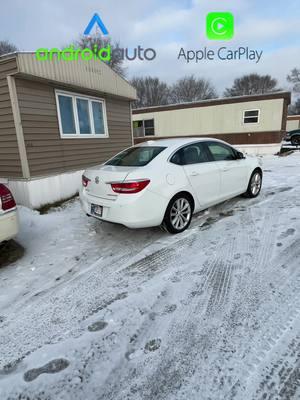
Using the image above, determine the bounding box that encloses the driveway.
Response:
[0,154,300,400]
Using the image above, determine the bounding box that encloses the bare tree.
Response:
[170,75,217,103]
[0,40,18,56]
[224,74,280,97]
[75,34,126,77]
[131,77,170,109]
[287,68,300,92]
[288,98,300,115]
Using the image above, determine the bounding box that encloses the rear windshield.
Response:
[105,146,166,167]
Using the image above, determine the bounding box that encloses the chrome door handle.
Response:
[190,171,199,176]
[223,168,229,172]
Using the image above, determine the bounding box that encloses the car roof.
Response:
[135,137,229,150]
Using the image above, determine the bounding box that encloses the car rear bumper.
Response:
[80,188,168,228]
[0,210,19,243]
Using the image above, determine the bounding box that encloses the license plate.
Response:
[91,204,103,217]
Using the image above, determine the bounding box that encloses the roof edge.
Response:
[1,52,136,101]
[287,114,300,120]
[0,52,17,62]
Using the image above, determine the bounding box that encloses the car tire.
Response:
[162,194,193,234]
[291,135,300,146]
[244,169,262,198]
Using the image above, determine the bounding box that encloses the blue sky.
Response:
[1,0,299,95]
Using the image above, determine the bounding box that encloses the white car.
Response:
[0,184,19,243]
[80,138,262,234]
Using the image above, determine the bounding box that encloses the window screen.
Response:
[144,119,155,136]
[76,98,91,134]
[58,95,76,134]
[244,110,259,124]
[92,101,105,134]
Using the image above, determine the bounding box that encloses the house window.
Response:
[56,90,108,138]
[133,119,155,137]
[243,109,260,124]
[57,95,76,134]
[144,119,155,136]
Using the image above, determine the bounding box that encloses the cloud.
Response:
[235,18,300,45]
[132,7,191,38]
[125,43,298,95]
[0,0,299,99]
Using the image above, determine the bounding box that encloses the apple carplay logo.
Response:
[206,12,234,40]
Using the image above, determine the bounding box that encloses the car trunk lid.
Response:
[83,165,138,200]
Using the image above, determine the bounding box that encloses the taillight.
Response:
[0,184,16,211]
[111,179,150,194]
[82,175,91,187]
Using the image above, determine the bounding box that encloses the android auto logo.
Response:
[84,13,109,36]
[206,12,234,40]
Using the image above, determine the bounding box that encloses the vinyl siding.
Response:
[132,99,284,138]
[15,78,133,177]
[0,58,22,178]
[286,118,300,131]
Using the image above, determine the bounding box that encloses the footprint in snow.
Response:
[280,228,296,239]
[163,304,177,314]
[144,339,161,353]
[88,321,108,332]
[23,358,69,382]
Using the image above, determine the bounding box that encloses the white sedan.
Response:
[0,184,19,243]
[80,138,262,234]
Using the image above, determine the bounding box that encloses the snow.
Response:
[0,153,300,399]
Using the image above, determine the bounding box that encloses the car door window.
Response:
[207,142,237,161]
[170,142,210,165]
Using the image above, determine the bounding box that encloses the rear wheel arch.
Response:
[244,168,263,198]
[162,191,195,234]
[169,191,195,213]
[253,166,263,176]
[247,166,262,181]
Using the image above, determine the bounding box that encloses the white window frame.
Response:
[55,89,109,138]
[243,109,260,125]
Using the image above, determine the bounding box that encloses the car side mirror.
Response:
[236,151,245,160]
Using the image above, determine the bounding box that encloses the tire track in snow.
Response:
[249,331,300,400]
[205,237,236,314]
[202,192,300,398]
[94,225,238,400]
[225,264,300,399]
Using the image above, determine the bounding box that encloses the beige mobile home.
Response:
[132,92,291,155]
[286,115,300,131]
[0,52,136,208]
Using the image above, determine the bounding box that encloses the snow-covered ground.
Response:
[0,154,300,400]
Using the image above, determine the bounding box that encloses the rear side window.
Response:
[106,146,166,167]
[170,142,210,165]
[207,142,236,161]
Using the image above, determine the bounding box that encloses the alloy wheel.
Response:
[170,198,192,230]
[250,172,262,196]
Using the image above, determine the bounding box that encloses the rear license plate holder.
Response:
[91,204,103,217]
